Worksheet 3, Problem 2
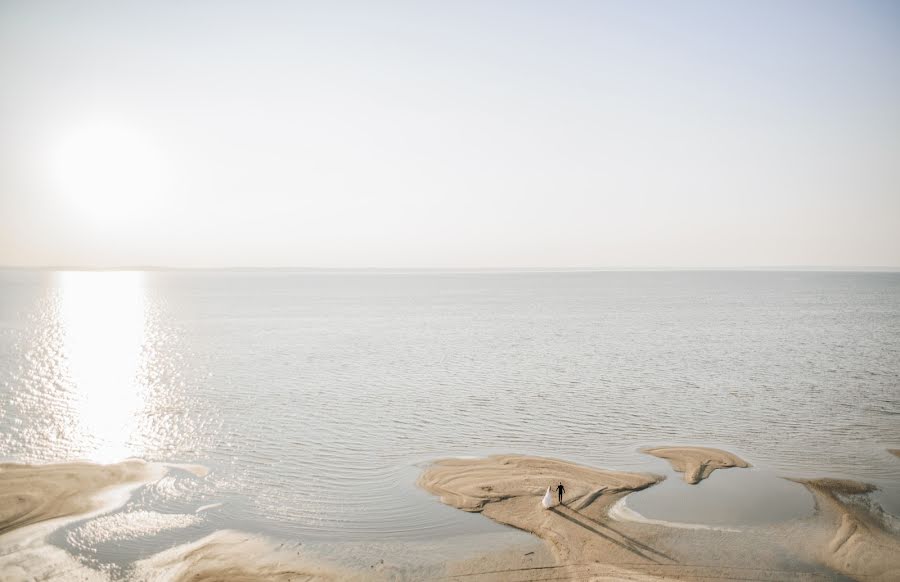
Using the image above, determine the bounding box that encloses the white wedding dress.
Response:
[541,486,553,509]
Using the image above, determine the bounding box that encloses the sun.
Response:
[49,119,168,228]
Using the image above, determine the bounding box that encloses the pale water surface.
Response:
[1,271,899,570]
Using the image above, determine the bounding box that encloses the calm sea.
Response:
[1,270,899,567]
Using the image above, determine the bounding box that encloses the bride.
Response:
[541,485,553,509]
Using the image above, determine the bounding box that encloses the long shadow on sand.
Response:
[568,506,678,563]
[549,506,677,565]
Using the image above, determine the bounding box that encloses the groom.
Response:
[556,482,565,505]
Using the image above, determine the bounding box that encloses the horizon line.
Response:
[3,265,900,273]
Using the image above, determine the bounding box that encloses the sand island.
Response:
[642,446,750,484]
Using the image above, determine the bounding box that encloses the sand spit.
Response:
[420,455,681,579]
[133,530,351,582]
[642,446,749,484]
[0,459,166,536]
[791,478,900,582]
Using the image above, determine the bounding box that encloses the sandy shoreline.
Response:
[2,450,899,581]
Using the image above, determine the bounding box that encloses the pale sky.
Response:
[1,0,899,268]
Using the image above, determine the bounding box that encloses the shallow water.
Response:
[622,464,816,528]
[1,270,899,569]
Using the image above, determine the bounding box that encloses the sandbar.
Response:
[642,446,750,484]
[0,459,165,536]
[420,455,677,579]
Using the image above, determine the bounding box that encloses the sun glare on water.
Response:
[49,120,168,229]
[56,271,151,463]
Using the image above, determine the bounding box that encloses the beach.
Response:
[2,447,899,581]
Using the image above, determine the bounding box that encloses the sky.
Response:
[1,0,899,268]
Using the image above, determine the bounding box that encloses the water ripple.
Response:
[2,270,900,547]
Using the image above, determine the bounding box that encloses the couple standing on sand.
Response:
[541,482,565,508]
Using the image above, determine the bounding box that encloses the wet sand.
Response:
[642,446,750,484]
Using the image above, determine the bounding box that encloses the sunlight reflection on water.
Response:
[55,271,149,463]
